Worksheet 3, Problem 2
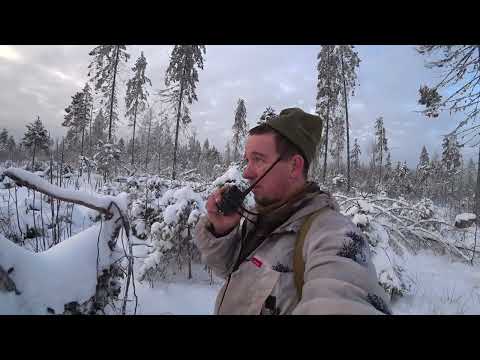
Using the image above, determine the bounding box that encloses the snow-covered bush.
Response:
[138,185,204,282]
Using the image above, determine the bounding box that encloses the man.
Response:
[194,108,391,315]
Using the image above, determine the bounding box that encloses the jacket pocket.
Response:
[217,257,280,315]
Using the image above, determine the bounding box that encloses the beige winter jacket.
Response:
[193,190,391,315]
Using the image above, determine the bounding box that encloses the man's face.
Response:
[242,133,291,207]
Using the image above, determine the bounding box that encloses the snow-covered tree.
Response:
[0,128,8,152]
[442,135,462,176]
[374,116,389,184]
[329,111,345,174]
[125,51,152,167]
[224,141,232,166]
[160,45,206,180]
[88,45,130,142]
[316,45,341,183]
[63,83,93,160]
[338,45,360,191]
[22,116,50,169]
[143,108,154,172]
[416,145,431,197]
[7,135,16,160]
[117,138,126,157]
[417,45,480,218]
[232,98,247,162]
[258,106,277,124]
[91,109,107,147]
[385,151,392,180]
[441,134,463,198]
[351,138,361,171]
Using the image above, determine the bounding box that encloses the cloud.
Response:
[0,44,476,168]
[0,46,24,63]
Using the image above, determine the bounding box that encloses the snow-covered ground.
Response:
[120,250,480,315]
[129,264,222,315]
[392,250,480,314]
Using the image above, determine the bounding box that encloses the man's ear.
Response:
[290,154,305,178]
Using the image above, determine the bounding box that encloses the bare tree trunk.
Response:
[32,190,38,252]
[108,45,120,143]
[145,108,152,172]
[379,131,383,186]
[472,222,478,265]
[157,139,162,174]
[80,127,85,177]
[131,98,138,167]
[476,45,480,223]
[187,227,192,279]
[172,61,186,180]
[40,192,45,251]
[14,186,22,238]
[322,106,330,183]
[32,142,36,171]
[341,54,351,192]
[56,139,65,243]
[89,103,93,157]
[50,154,56,246]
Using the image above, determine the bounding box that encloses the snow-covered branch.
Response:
[4,168,117,216]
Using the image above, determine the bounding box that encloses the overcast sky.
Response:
[0,45,476,167]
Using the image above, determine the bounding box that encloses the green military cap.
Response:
[265,107,323,165]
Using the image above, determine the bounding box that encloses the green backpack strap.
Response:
[293,210,323,299]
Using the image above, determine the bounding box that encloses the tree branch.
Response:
[3,168,115,216]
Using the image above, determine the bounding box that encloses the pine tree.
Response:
[385,152,392,172]
[338,45,360,191]
[232,98,247,162]
[416,145,431,197]
[125,51,152,167]
[441,134,463,197]
[258,106,277,123]
[418,145,430,169]
[22,116,50,169]
[144,108,154,172]
[374,116,388,184]
[88,45,130,142]
[315,45,360,189]
[160,45,206,180]
[442,135,462,174]
[117,138,126,157]
[329,111,345,174]
[225,141,232,166]
[417,45,480,218]
[316,45,341,183]
[199,138,210,177]
[63,83,93,161]
[351,138,361,171]
[465,158,476,210]
[7,136,16,160]
[0,128,8,152]
[91,109,106,147]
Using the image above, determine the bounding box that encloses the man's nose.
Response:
[243,163,254,179]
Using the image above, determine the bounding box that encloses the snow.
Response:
[132,280,220,315]
[151,221,162,234]
[4,168,119,212]
[0,224,122,315]
[352,213,369,227]
[456,213,477,222]
[392,250,480,314]
[3,166,480,315]
[159,186,203,225]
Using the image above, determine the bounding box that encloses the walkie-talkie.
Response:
[216,155,284,216]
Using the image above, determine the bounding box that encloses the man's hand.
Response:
[206,186,242,236]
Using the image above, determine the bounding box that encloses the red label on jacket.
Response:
[251,257,263,268]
